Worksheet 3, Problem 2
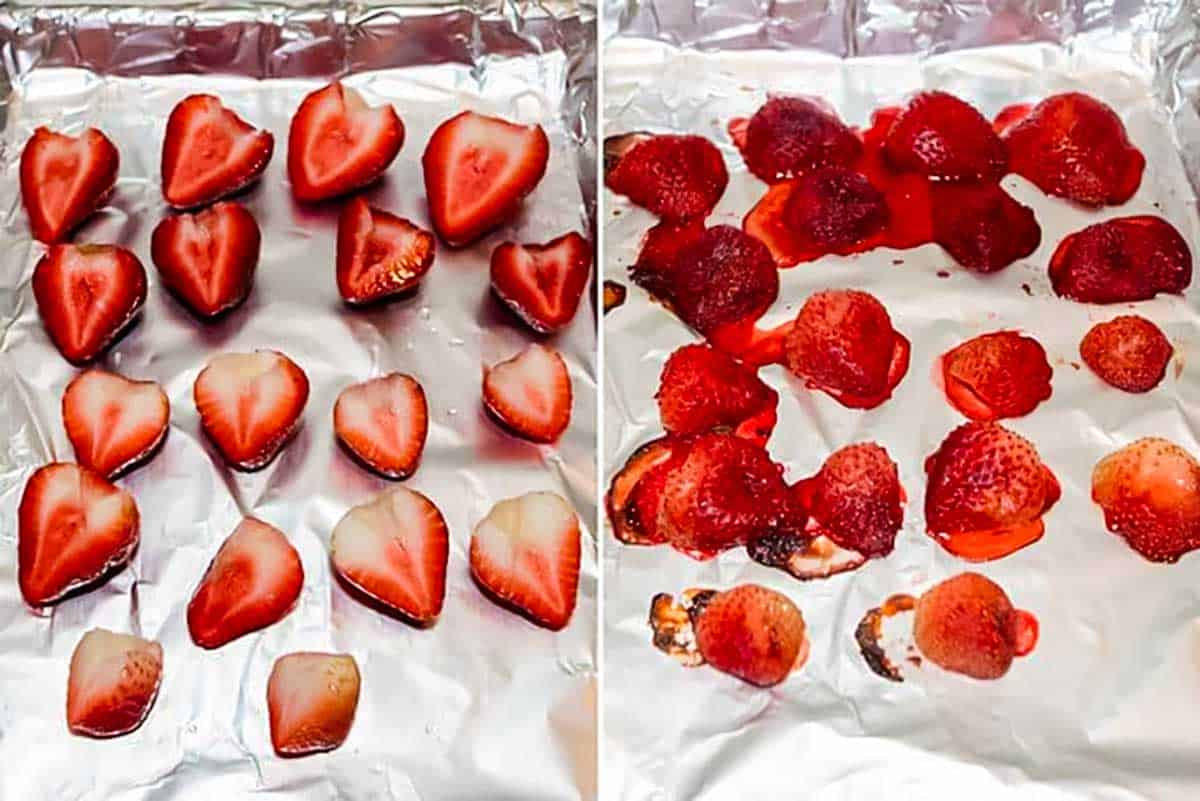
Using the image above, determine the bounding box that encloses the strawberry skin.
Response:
[694,584,808,688]
[490,232,591,334]
[940,331,1053,421]
[655,343,777,446]
[333,373,428,479]
[1048,215,1191,304]
[151,202,260,318]
[930,182,1041,273]
[793,442,904,559]
[731,96,862,184]
[67,628,163,738]
[268,652,360,757]
[62,369,170,479]
[161,94,274,209]
[605,133,728,222]
[21,127,119,244]
[913,573,1037,680]
[1080,315,1174,394]
[883,91,1007,182]
[336,197,436,305]
[482,343,572,443]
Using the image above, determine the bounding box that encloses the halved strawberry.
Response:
[1080,315,1174,393]
[693,584,809,688]
[151,202,260,318]
[287,81,404,203]
[778,167,890,257]
[469,491,580,630]
[490,232,591,334]
[422,111,550,247]
[67,628,163,738]
[883,91,1007,182]
[1048,215,1191,304]
[793,442,904,559]
[193,350,310,470]
[940,331,1053,421]
[331,487,449,625]
[605,133,728,222]
[161,94,274,209]
[33,244,147,365]
[62,369,170,479]
[21,127,119,244]
[729,96,862,183]
[187,518,303,649]
[336,197,435,305]
[930,182,1041,273]
[268,652,360,757]
[664,225,779,338]
[655,343,777,445]
[482,343,572,443]
[333,373,428,479]
[18,463,139,606]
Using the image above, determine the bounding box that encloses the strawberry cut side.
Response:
[268,652,361,757]
[482,343,572,443]
[67,628,163,738]
[490,232,591,334]
[21,127,119,244]
[333,373,428,479]
[62,369,170,479]
[161,94,274,209]
[336,197,435,305]
[151,202,261,319]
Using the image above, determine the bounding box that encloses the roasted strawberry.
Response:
[423,111,549,246]
[779,167,889,256]
[287,81,404,203]
[1049,216,1191,304]
[655,343,777,445]
[193,350,309,470]
[940,331,1053,421]
[730,96,862,183]
[629,219,705,300]
[161,94,274,208]
[490,232,591,333]
[693,584,808,687]
[606,436,687,546]
[21,127,119,244]
[62,369,169,479]
[1092,438,1200,563]
[882,91,1007,182]
[333,373,427,479]
[783,289,910,409]
[470,491,581,630]
[268,652,360,757]
[1080,315,1173,393]
[18,463,139,606]
[930,182,1041,272]
[482,343,572,443]
[605,134,728,222]
[151,201,260,318]
[67,629,163,738]
[33,244,147,365]
[793,442,904,559]
[666,225,779,338]
[336,197,435,305]
[924,422,1060,561]
[332,487,449,625]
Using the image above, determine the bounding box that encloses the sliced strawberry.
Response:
[469,491,580,630]
[1080,315,1173,394]
[776,167,890,259]
[629,219,705,300]
[18,463,139,606]
[267,652,360,757]
[655,342,777,445]
[665,225,779,338]
[930,182,1041,273]
[490,232,591,334]
[333,373,428,479]
[161,94,274,209]
[605,133,728,222]
[67,628,163,738]
[287,81,404,203]
[693,584,808,688]
[331,487,449,625]
[1048,215,1191,304]
[940,331,1053,421]
[33,244,147,365]
[151,202,260,318]
[793,442,904,559]
[186,517,303,649]
[422,111,549,246]
[21,127,119,244]
[882,91,1007,182]
[62,369,169,479]
[193,350,310,470]
[336,197,435,305]
[482,343,572,443]
[729,96,862,183]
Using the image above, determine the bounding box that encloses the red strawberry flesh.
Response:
[482,343,572,443]
[940,331,1053,421]
[21,127,119,244]
[1048,215,1191,304]
[162,94,274,209]
[336,197,435,304]
[605,134,728,222]
[1080,315,1173,394]
[63,369,170,479]
[930,182,1041,273]
[490,232,591,334]
[268,652,360,757]
[334,373,428,479]
[67,629,163,738]
[151,201,260,318]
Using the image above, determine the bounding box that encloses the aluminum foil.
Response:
[0,3,596,800]
[602,2,1200,799]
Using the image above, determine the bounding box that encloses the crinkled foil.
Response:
[0,3,596,799]
[603,2,1200,799]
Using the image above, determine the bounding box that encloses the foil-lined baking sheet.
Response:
[0,3,596,800]
[602,2,1200,799]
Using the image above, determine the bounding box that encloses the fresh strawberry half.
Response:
[655,342,777,446]
[470,491,580,630]
[62,369,170,479]
[193,350,310,470]
[331,486,449,625]
[334,373,428,479]
[1080,315,1174,394]
[33,244,147,365]
[1048,215,1192,304]
[490,232,591,334]
[21,127,119,244]
[161,94,274,209]
[268,652,361,757]
[940,331,1053,421]
[288,81,404,203]
[67,628,163,738]
[693,584,809,688]
[930,182,1041,273]
[18,462,139,606]
[422,111,549,246]
[482,343,572,443]
[151,201,260,318]
[336,197,435,305]
[729,96,862,183]
[605,133,728,222]
[793,442,904,559]
[187,517,303,649]
[882,91,1007,182]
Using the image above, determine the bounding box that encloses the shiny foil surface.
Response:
[0,3,596,799]
[602,1,1200,799]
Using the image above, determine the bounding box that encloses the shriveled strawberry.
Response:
[21,127,119,244]
[193,350,310,470]
[1092,438,1200,563]
[605,134,728,222]
[999,92,1144,206]
[793,442,904,559]
[930,182,1041,273]
[336,197,435,304]
[161,94,274,208]
[783,289,910,409]
[940,331,1053,421]
[730,96,862,183]
[693,584,808,687]
[482,343,572,443]
[470,491,581,630]
[629,219,705,300]
[62,369,170,479]
[33,244,147,365]
[780,167,889,256]
[18,463,139,606]
[490,232,591,333]
[1049,216,1191,304]
[268,652,360,757]
[288,81,404,203]
[666,225,779,337]
[924,422,1060,561]
[423,111,549,246]
[333,373,427,479]
[151,201,260,318]
[605,436,687,546]
[1080,315,1173,393]
[882,91,1007,182]
[655,343,777,445]
[67,629,163,738]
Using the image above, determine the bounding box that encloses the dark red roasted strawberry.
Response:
[729,96,862,183]
[21,127,119,244]
[605,134,728,222]
[62,369,169,479]
[67,629,163,738]
[268,652,360,757]
[793,442,904,559]
[490,232,591,333]
[656,343,778,445]
[883,91,1007,182]
[1048,216,1191,304]
[930,182,1041,272]
[161,94,273,208]
[693,584,809,687]
[667,225,779,338]
[629,219,705,299]
[940,331,1053,421]
[606,436,688,546]
[1080,315,1173,393]
[780,167,889,257]
[151,201,260,318]
[336,197,435,304]
[483,343,572,443]
[333,373,428,479]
